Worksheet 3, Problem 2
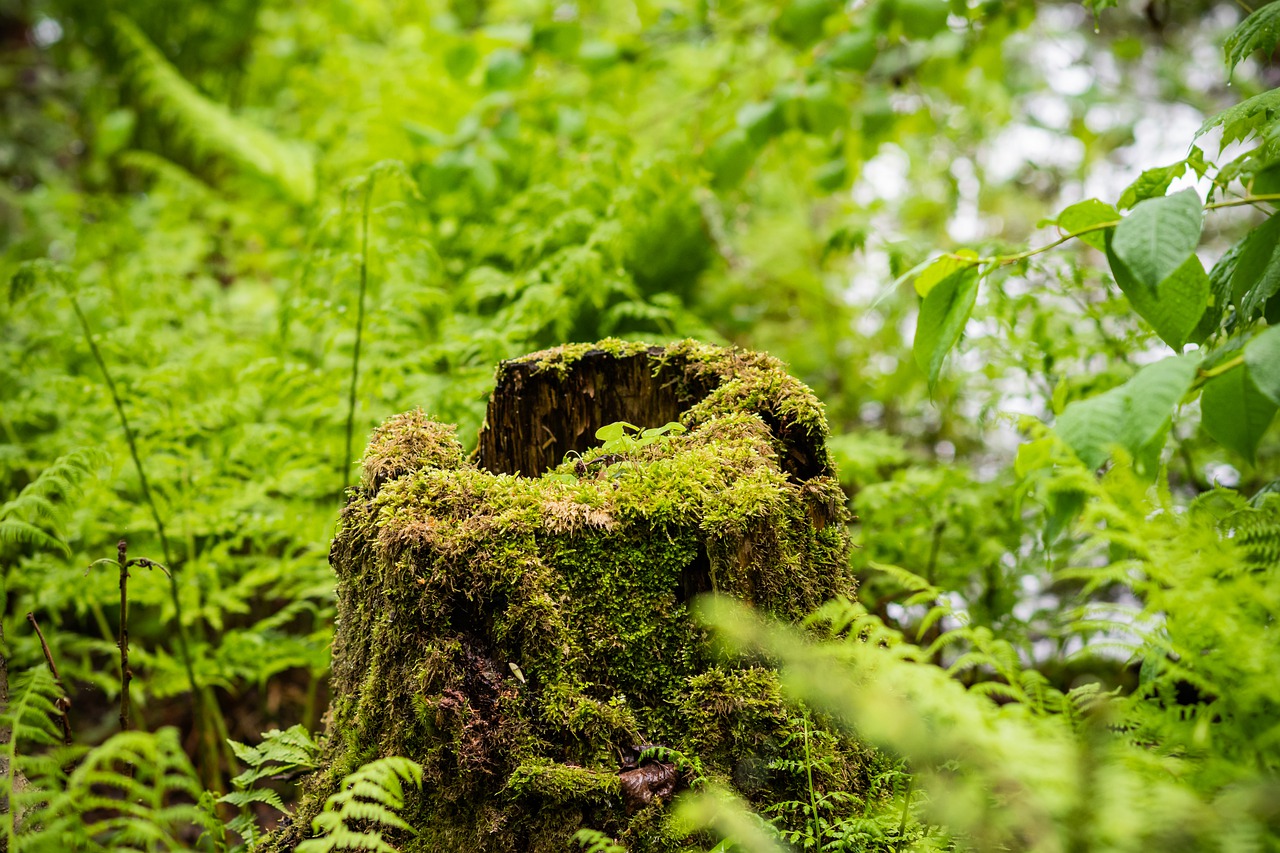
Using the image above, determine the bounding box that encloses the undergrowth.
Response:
[1,0,1279,851]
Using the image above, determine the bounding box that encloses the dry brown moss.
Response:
[267,340,878,853]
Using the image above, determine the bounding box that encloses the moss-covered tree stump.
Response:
[274,339,877,852]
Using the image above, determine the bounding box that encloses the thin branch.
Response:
[25,613,71,746]
[934,192,1280,271]
[343,173,376,492]
[68,294,216,781]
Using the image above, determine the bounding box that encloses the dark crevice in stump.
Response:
[476,344,829,483]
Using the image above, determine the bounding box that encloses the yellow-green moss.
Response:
[268,340,877,853]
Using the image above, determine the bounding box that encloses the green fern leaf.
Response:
[109,14,316,204]
[295,756,423,853]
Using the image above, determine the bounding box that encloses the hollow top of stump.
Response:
[473,338,833,480]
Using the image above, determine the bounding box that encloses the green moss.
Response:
[268,340,876,853]
[506,759,622,801]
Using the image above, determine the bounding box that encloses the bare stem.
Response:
[937,192,1280,271]
[343,173,376,492]
[117,540,131,732]
[68,296,216,780]
[25,613,71,746]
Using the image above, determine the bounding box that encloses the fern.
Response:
[1228,494,1280,569]
[0,668,211,852]
[295,756,423,853]
[571,828,626,853]
[221,724,321,846]
[109,14,316,204]
[0,448,103,557]
[1,668,69,851]
[37,728,211,852]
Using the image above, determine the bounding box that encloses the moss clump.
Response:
[269,340,879,852]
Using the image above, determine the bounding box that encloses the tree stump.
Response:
[271,339,877,852]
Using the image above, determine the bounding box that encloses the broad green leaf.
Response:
[1108,248,1210,350]
[1054,353,1199,471]
[1056,198,1119,251]
[532,21,582,59]
[913,266,979,390]
[1230,213,1280,322]
[1255,163,1280,195]
[1116,354,1201,452]
[444,44,479,82]
[1245,324,1280,406]
[913,251,977,297]
[1053,389,1125,472]
[1201,365,1278,465]
[1110,189,1203,293]
[1044,488,1086,543]
[1226,2,1280,72]
[97,108,136,157]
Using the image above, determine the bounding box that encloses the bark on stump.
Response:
[271,339,876,852]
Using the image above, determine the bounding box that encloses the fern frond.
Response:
[2,669,84,851]
[29,727,211,852]
[0,521,69,556]
[572,828,626,853]
[227,724,321,789]
[221,786,289,813]
[0,448,105,557]
[295,756,424,853]
[109,14,316,204]
[1227,495,1280,568]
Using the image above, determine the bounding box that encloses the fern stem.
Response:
[68,299,204,728]
[343,174,375,492]
[25,612,72,745]
[894,774,913,851]
[802,712,823,853]
[117,539,132,731]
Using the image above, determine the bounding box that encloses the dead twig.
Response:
[89,540,169,732]
[25,613,71,746]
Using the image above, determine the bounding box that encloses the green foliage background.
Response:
[1,0,1280,849]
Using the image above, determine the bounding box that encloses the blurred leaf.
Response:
[1245,324,1280,406]
[110,14,315,203]
[1055,353,1199,470]
[484,49,527,89]
[900,0,950,39]
[821,29,878,72]
[776,0,840,49]
[1231,213,1280,322]
[1201,365,1278,464]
